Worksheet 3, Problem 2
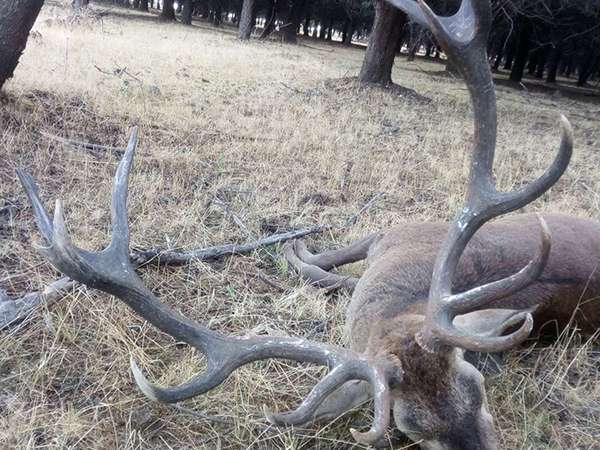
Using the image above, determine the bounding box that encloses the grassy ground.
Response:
[1,2,600,449]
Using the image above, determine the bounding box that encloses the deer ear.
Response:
[452,308,538,338]
[453,309,536,373]
[311,380,371,423]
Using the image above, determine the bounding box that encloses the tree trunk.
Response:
[325,19,333,40]
[210,0,222,26]
[303,16,310,35]
[491,33,507,71]
[197,0,209,17]
[407,37,420,61]
[342,20,349,44]
[181,0,193,24]
[564,54,574,78]
[546,42,562,83]
[577,48,599,87]
[492,48,503,71]
[503,35,516,70]
[318,21,326,39]
[358,1,406,85]
[425,42,433,57]
[234,1,242,25]
[343,20,354,45]
[527,48,538,75]
[509,16,531,82]
[73,0,89,7]
[259,0,276,38]
[238,0,255,40]
[139,0,149,10]
[160,0,176,20]
[396,30,407,54]
[0,0,44,90]
[132,0,140,8]
[282,25,296,43]
[282,0,306,43]
[535,45,549,79]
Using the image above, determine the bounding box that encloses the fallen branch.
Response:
[131,225,325,266]
[1,226,324,329]
[94,63,144,86]
[298,43,335,53]
[216,132,277,143]
[170,404,233,425]
[3,193,383,329]
[280,82,306,96]
[0,277,74,328]
[40,131,125,156]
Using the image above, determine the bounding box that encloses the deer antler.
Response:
[389,0,574,352]
[17,128,402,445]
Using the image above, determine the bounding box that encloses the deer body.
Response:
[289,213,600,449]
[350,213,600,348]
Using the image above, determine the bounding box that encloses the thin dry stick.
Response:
[0,276,74,328]
[170,404,233,425]
[1,226,324,329]
[280,82,306,96]
[3,194,383,329]
[212,197,255,240]
[212,195,287,263]
[131,224,326,266]
[342,192,384,228]
[40,130,125,156]
[256,271,287,292]
[94,63,143,85]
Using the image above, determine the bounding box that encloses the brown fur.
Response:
[293,213,600,449]
[349,213,600,354]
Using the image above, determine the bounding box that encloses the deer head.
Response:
[283,0,573,447]
[350,0,572,447]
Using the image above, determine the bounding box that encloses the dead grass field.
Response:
[1,2,600,449]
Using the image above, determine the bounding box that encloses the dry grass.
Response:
[1,2,600,449]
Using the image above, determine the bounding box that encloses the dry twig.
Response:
[40,130,125,156]
[2,193,383,329]
[1,226,322,329]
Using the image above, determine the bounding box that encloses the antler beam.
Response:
[18,128,402,445]
[389,0,574,352]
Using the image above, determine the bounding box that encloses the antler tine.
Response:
[448,216,552,317]
[388,0,489,49]
[387,0,428,28]
[108,126,137,261]
[384,0,574,353]
[16,170,53,243]
[416,216,551,353]
[18,129,402,446]
[265,358,394,440]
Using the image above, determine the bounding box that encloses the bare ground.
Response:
[1,3,600,449]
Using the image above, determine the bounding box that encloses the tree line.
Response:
[1,0,599,91]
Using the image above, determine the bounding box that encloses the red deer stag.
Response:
[16,1,599,449]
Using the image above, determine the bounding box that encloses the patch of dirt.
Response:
[323,76,432,103]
